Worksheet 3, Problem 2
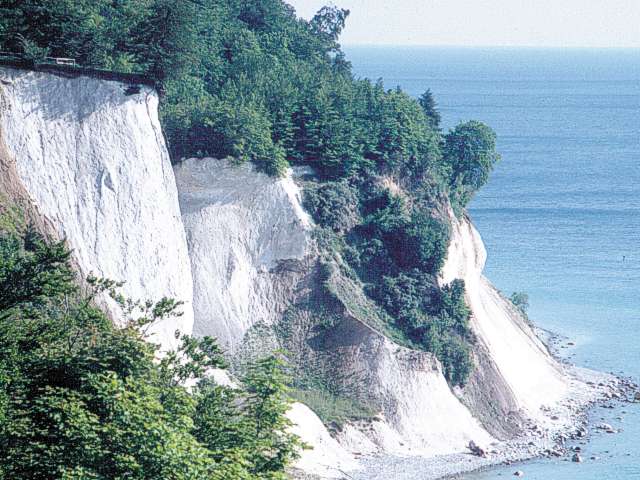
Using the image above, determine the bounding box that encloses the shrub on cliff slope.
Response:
[0,231,300,479]
[305,178,473,384]
[304,181,360,232]
[510,291,530,318]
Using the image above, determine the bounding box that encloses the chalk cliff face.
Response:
[174,156,584,476]
[0,67,194,349]
[172,159,496,464]
[322,315,496,457]
[1,67,588,478]
[174,157,313,352]
[441,212,570,424]
[288,402,360,478]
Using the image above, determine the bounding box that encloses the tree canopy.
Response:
[0,0,497,183]
[444,120,501,211]
[419,89,442,130]
[0,231,300,479]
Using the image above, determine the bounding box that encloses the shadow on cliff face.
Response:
[1,66,148,125]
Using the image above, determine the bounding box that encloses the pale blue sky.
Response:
[287,0,640,48]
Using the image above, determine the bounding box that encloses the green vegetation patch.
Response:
[305,175,478,385]
[290,388,376,431]
[0,192,25,235]
[510,291,530,318]
[320,257,414,347]
[0,231,301,479]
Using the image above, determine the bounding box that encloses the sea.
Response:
[345,46,640,479]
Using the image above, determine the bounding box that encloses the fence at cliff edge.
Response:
[0,55,156,87]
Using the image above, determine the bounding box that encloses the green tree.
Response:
[0,231,300,479]
[0,228,73,312]
[242,354,301,477]
[404,210,450,274]
[418,89,441,129]
[133,0,200,84]
[444,120,500,211]
[310,5,350,52]
[304,181,360,232]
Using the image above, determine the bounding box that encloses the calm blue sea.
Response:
[345,46,640,479]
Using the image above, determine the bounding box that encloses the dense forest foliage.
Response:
[0,229,300,479]
[0,0,498,185]
[0,0,500,455]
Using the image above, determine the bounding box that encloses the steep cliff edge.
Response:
[441,212,569,424]
[441,212,610,445]
[175,158,603,479]
[0,67,194,349]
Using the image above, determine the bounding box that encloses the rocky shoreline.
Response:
[344,330,639,480]
[289,297,639,480]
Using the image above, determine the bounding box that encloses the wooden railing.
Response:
[44,57,76,67]
[0,54,155,87]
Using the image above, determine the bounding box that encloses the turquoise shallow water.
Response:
[346,46,640,479]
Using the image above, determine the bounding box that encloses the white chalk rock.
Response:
[287,402,360,478]
[330,318,496,457]
[174,157,312,351]
[440,210,569,419]
[0,67,194,349]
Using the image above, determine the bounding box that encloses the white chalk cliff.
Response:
[441,212,570,422]
[173,154,591,476]
[288,402,360,478]
[0,67,591,479]
[174,157,313,352]
[328,318,496,457]
[0,67,194,349]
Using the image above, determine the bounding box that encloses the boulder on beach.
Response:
[468,440,488,457]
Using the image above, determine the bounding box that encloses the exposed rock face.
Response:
[440,211,570,425]
[0,67,194,349]
[327,315,495,457]
[174,159,495,463]
[175,158,354,475]
[288,402,360,479]
[172,158,585,474]
[174,157,313,352]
